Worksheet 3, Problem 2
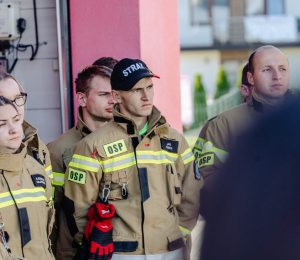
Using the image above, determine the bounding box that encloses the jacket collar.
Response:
[76,107,92,138]
[0,144,26,172]
[22,120,38,144]
[112,103,169,136]
[249,89,295,114]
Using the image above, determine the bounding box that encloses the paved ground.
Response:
[190,218,205,260]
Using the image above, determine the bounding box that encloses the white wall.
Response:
[281,47,300,90]
[2,0,61,144]
[285,0,300,17]
[180,50,220,102]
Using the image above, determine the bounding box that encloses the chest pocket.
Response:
[99,138,134,201]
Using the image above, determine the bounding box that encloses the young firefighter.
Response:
[0,96,54,260]
[0,69,52,180]
[47,62,116,260]
[63,58,203,260]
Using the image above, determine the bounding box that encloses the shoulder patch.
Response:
[193,160,201,180]
[160,139,178,153]
[103,139,127,157]
[68,168,86,184]
[31,174,46,188]
[193,148,201,161]
[199,154,214,168]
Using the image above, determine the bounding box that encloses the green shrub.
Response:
[193,74,207,127]
[214,66,230,100]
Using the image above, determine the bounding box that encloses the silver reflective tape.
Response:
[53,176,65,183]
[215,151,229,162]
[46,169,52,176]
[182,151,193,161]
[0,195,13,204]
[13,191,46,200]
[196,139,204,148]
[71,157,100,169]
[102,156,136,170]
[202,144,214,151]
[137,154,177,163]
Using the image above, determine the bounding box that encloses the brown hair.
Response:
[248,45,279,75]
[92,57,118,69]
[0,96,18,112]
[75,65,112,96]
[0,68,24,92]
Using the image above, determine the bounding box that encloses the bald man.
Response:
[193,45,296,219]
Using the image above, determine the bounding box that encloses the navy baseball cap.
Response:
[111,58,160,91]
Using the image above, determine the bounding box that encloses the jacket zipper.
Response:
[1,170,25,258]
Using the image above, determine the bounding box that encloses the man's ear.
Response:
[247,72,255,86]
[111,90,121,104]
[241,85,249,97]
[76,92,87,107]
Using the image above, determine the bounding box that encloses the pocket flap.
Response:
[113,241,138,252]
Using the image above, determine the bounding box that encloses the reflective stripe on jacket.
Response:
[0,144,54,260]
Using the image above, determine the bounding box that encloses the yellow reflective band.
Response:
[195,137,205,150]
[100,152,136,173]
[69,154,101,172]
[202,141,229,163]
[136,150,178,165]
[52,187,55,199]
[179,226,191,236]
[53,172,65,186]
[0,188,47,209]
[181,148,194,165]
[45,165,53,179]
[199,154,214,168]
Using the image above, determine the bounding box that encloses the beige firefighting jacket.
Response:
[47,107,92,260]
[23,120,52,180]
[194,90,296,193]
[64,104,203,256]
[0,144,54,260]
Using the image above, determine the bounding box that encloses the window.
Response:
[190,0,210,25]
[266,0,284,15]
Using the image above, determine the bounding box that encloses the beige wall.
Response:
[3,0,61,144]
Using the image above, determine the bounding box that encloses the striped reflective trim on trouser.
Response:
[69,154,101,172]
[201,141,229,163]
[100,152,136,173]
[53,172,65,186]
[194,137,205,150]
[0,187,47,209]
[45,165,53,179]
[181,148,194,165]
[179,226,191,237]
[136,150,178,164]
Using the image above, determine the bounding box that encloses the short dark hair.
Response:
[248,45,277,75]
[0,96,18,112]
[242,63,250,86]
[92,57,118,70]
[75,65,112,96]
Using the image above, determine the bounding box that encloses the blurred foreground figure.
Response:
[201,95,300,260]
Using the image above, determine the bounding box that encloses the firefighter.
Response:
[194,45,296,219]
[63,58,203,260]
[240,63,254,103]
[0,69,52,180]
[48,62,116,259]
[0,96,54,260]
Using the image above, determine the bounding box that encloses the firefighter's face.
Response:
[0,79,25,122]
[78,76,115,121]
[248,47,290,104]
[0,104,23,153]
[114,77,154,119]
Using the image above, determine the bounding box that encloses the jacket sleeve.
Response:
[176,135,204,236]
[0,243,29,260]
[63,139,103,244]
[193,118,229,218]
